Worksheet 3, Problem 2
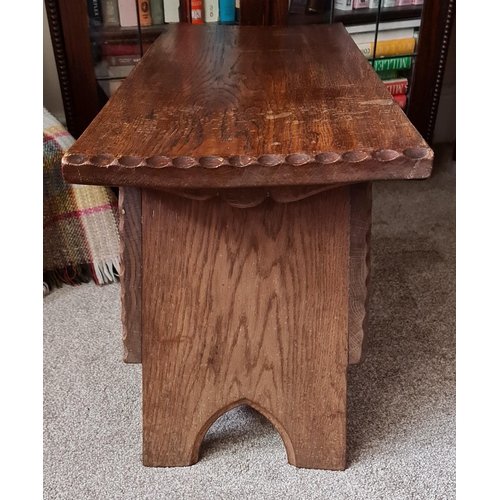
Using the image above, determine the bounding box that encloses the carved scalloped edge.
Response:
[62,147,432,170]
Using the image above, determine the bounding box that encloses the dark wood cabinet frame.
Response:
[45,0,455,144]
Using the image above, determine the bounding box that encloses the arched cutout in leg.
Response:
[191,398,296,465]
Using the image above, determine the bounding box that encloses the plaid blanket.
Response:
[43,108,120,290]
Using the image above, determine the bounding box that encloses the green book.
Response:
[370,56,412,72]
[375,69,399,80]
[150,0,164,25]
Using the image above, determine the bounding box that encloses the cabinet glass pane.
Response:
[332,0,424,114]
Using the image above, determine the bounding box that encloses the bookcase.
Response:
[45,0,454,144]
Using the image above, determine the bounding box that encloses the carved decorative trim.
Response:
[44,0,76,134]
[425,0,455,143]
[63,147,432,171]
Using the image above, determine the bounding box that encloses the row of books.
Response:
[88,0,240,26]
[345,19,420,110]
[334,0,423,10]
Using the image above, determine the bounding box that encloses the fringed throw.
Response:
[43,108,120,290]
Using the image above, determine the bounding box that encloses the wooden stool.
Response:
[62,23,433,471]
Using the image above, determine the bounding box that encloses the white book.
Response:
[118,0,138,27]
[163,0,180,22]
[204,0,219,22]
[334,0,353,11]
[369,0,380,7]
[350,27,415,44]
[345,18,420,34]
[382,0,397,6]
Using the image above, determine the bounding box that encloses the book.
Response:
[163,0,180,21]
[101,42,153,56]
[397,0,412,5]
[235,0,240,22]
[369,0,380,7]
[204,0,219,22]
[105,54,142,66]
[353,0,369,8]
[150,0,164,24]
[393,94,407,109]
[334,0,353,10]
[375,69,399,79]
[382,0,397,6]
[350,27,415,43]
[220,0,235,22]
[345,19,421,34]
[87,0,102,27]
[356,37,415,58]
[118,0,152,26]
[412,0,424,4]
[138,0,152,25]
[383,77,408,95]
[190,0,203,23]
[118,0,138,26]
[102,0,120,26]
[370,55,412,71]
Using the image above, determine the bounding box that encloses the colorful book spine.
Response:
[219,0,235,22]
[190,0,203,23]
[102,0,120,26]
[353,0,369,8]
[393,94,407,109]
[163,0,180,21]
[334,0,353,10]
[383,78,408,95]
[357,37,415,58]
[371,55,411,71]
[150,0,164,24]
[204,0,219,22]
[139,0,152,25]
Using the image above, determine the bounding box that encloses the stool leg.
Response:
[141,187,350,470]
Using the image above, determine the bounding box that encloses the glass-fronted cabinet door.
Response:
[86,1,172,99]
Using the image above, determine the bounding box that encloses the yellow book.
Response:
[356,37,415,58]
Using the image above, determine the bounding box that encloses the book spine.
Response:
[102,43,153,56]
[375,69,399,79]
[87,0,103,26]
[204,0,219,22]
[150,0,164,24]
[163,0,180,21]
[219,0,235,22]
[139,0,152,25]
[382,0,397,7]
[190,0,203,23]
[102,0,120,26]
[353,0,369,8]
[334,0,353,10]
[235,0,240,22]
[357,38,414,58]
[369,0,380,7]
[383,78,408,95]
[396,0,412,5]
[106,54,142,65]
[412,0,424,4]
[371,55,411,71]
[393,94,407,109]
[118,0,138,26]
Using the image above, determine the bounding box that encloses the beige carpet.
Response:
[43,143,455,499]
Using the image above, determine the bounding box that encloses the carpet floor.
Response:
[44,143,456,499]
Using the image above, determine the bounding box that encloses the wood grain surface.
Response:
[348,182,372,365]
[62,23,433,189]
[118,187,142,363]
[142,187,350,470]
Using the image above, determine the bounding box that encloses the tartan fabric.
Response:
[43,108,120,289]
